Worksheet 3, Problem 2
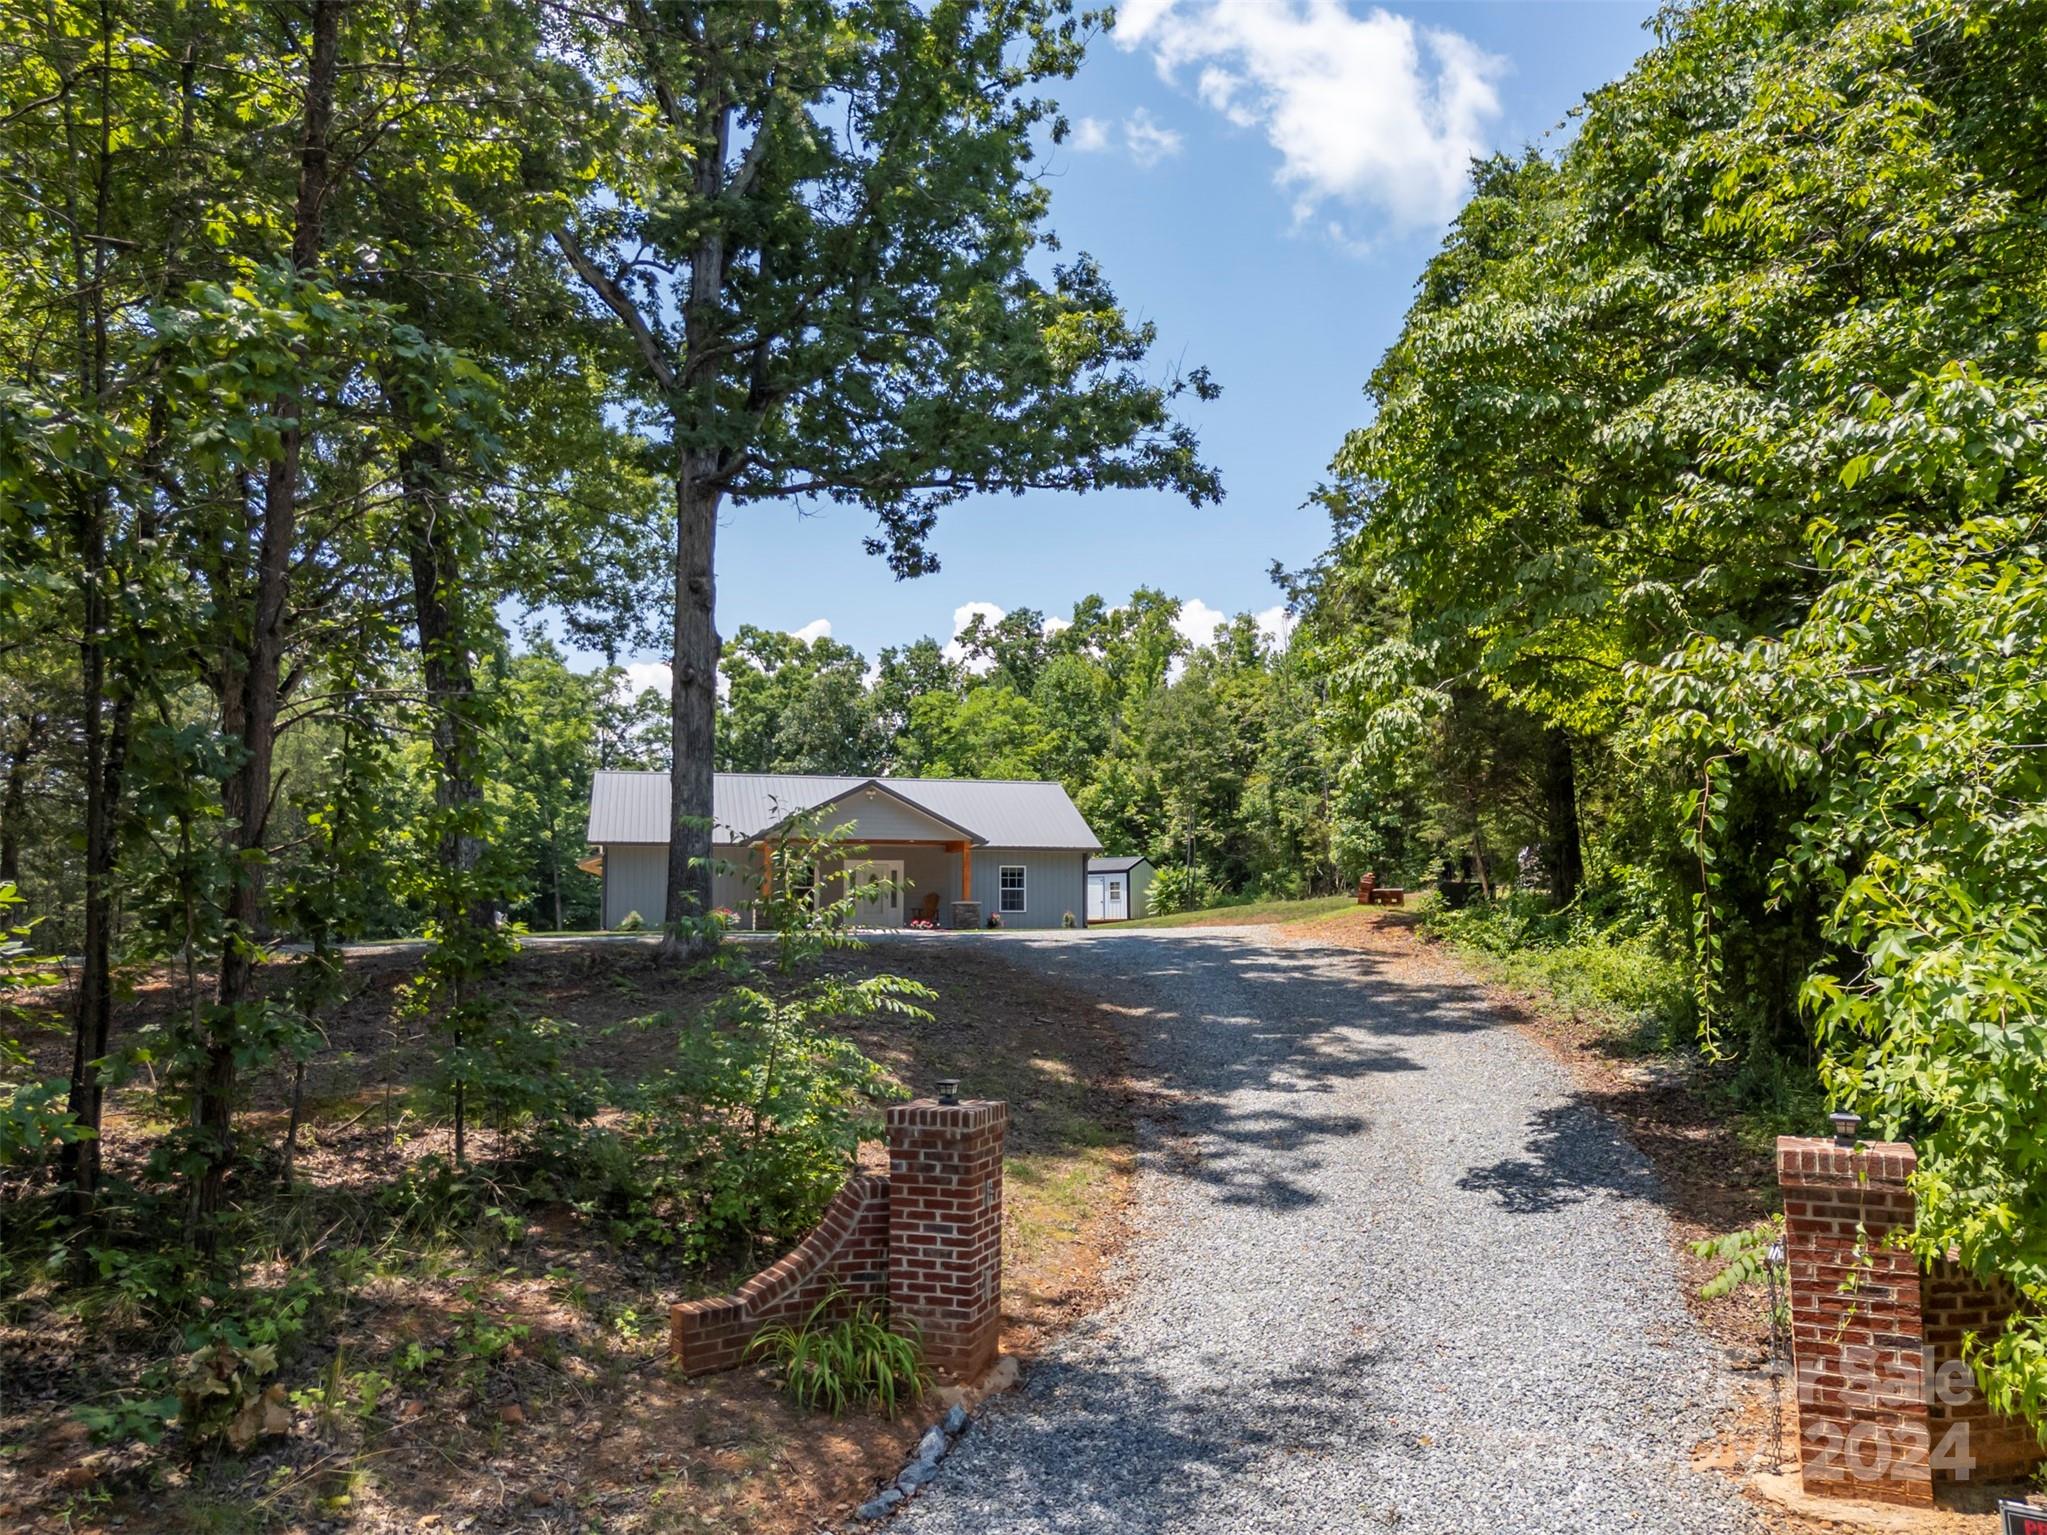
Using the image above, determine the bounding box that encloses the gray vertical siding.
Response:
[972,849,1085,930]
[602,844,763,928]
[603,841,1087,931]
[603,844,668,929]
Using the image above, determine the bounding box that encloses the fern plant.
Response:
[749,1288,924,1417]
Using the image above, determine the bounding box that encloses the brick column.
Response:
[1778,1132,1931,1505]
[886,1096,1006,1382]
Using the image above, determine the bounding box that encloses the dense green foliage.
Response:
[713,593,1340,898]
[1294,0,2047,1428]
[0,0,1205,1262]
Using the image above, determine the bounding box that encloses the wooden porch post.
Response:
[958,842,973,907]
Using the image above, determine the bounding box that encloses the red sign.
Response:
[2002,1501,2047,1535]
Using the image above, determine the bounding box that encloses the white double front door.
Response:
[842,859,907,926]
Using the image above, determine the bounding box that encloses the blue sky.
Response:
[621,0,1661,690]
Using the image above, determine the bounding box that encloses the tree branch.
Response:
[554,225,678,393]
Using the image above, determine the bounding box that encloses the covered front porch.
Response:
[747,837,983,929]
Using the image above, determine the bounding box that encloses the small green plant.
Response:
[1061,910,1077,929]
[617,910,646,932]
[748,1289,924,1417]
[1689,1215,1789,1328]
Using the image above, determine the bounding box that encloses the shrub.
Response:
[545,825,927,1267]
[749,1289,924,1417]
[986,911,1002,929]
[1146,864,1218,915]
[1421,892,1695,1047]
[1061,910,1077,929]
[0,883,83,1172]
[616,910,645,932]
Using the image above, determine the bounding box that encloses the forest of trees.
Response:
[4,0,2046,1458]
[711,595,1338,906]
[0,0,1217,1265]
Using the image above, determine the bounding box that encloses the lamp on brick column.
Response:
[1828,1110,1861,1146]
[935,1078,961,1105]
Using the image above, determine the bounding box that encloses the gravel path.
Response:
[891,927,1759,1535]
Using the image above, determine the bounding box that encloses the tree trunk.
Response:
[63,496,126,1218]
[0,712,43,887]
[662,465,721,951]
[60,18,130,1221]
[550,822,563,931]
[194,0,340,1243]
[400,438,484,915]
[1542,727,1584,907]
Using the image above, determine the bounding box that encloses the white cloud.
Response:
[942,601,1009,671]
[1172,598,1229,651]
[1118,0,1505,235]
[615,657,730,705]
[1253,602,1298,648]
[1173,599,1298,660]
[1122,107,1184,168]
[788,617,833,644]
[1070,115,1112,152]
[618,660,670,701]
[941,603,1083,670]
[1063,109,1181,168]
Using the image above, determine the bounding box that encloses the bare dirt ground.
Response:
[0,938,1140,1534]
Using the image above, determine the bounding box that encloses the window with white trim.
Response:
[999,865,1027,914]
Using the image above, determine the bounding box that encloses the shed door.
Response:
[1105,876,1126,921]
[1086,874,1106,921]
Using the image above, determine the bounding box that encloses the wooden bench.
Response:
[1355,877,1406,907]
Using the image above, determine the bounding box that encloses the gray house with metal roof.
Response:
[586,771,1103,931]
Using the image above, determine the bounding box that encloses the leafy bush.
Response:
[1422,892,1695,1045]
[1146,864,1218,916]
[0,883,86,1171]
[74,1266,327,1452]
[1689,1216,1786,1309]
[616,910,645,932]
[538,818,923,1267]
[1650,510,2047,1424]
[749,1288,924,1417]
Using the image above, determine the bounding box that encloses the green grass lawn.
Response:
[1118,893,1358,929]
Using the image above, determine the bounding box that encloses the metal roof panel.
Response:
[588,771,1102,850]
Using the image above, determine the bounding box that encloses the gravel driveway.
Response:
[890,927,1758,1535]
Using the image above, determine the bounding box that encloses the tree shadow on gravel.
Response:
[992,933,1513,1213]
[904,1343,1396,1535]
[1453,1099,1666,1215]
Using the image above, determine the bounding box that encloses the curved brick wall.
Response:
[669,1175,892,1376]
[668,1098,1009,1384]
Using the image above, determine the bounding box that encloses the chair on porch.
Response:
[915,891,941,926]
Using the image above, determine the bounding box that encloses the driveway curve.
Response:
[890,926,1758,1535]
